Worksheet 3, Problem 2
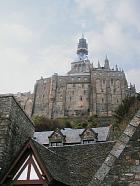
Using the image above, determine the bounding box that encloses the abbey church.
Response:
[31,36,135,119]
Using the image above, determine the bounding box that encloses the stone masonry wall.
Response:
[91,69,128,116]
[32,66,128,119]
[14,92,33,117]
[0,95,34,178]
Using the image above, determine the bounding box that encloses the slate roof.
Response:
[88,109,140,186]
[33,109,140,186]
[32,140,70,185]
[34,126,110,145]
[32,139,114,186]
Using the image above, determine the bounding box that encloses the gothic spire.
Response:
[104,55,110,69]
[98,60,101,68]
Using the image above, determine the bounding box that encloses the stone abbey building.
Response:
[32,36,135,119]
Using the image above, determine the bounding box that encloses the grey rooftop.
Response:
[34,126,110,145]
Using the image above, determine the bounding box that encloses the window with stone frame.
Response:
[103,79,106,84]
[111,78,113,85]
[51,141,63,147]
[80,96,83,101]
[83,139,95,144]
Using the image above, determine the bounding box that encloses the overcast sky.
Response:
[0,0,140,93]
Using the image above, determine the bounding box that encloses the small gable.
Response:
[13,153,46,184]
[49,128,66,146]
[80,128,98,144]
[1,139,52,185]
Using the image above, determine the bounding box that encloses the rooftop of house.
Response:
[1,109,140,186]
[1,138,114,186]
[35,140,115,186]
[34,126,111,146]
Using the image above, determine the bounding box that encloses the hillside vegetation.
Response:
[32,114,103,131]
[113,94,140,135]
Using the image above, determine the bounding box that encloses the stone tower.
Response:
[32,36,132,118]
[77,34,88,60]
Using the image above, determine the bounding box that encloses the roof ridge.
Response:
[32,138,68,161]
[88,109,140,186]
[0,94,34,127]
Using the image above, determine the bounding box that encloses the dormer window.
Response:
[79,128,98,144]
[48,128,66,147]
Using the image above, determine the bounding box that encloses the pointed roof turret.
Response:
[115,65,118,71]
[77,35,88,61]
[98,60,101,68]
[104,55,110,69]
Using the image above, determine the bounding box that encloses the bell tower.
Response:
[77,34,88,61]
[68,35,91,74]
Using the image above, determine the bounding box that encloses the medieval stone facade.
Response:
[32,36,135,119]
[14,92,33,117]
